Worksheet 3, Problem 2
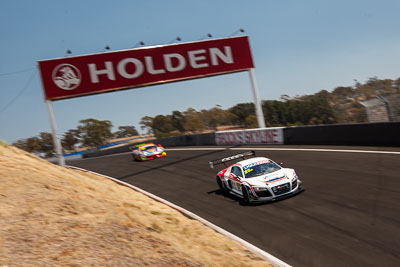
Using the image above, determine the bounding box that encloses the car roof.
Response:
[235,157,271,167]
[138,143,156,147]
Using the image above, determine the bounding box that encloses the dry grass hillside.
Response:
[0,144,272,266]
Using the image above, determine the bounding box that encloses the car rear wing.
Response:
[130,143,158,150]
[209,150,255,169]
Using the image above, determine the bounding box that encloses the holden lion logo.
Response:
[52,64,81,90]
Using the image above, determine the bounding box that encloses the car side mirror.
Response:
[280,162,284,166]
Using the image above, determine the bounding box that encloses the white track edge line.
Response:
[66,165,291,267]
[165,147,400,154]
[78,147,400,161]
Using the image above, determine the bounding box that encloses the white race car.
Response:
[210,151,303,204]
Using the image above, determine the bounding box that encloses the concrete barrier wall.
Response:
[83,122,400,158]
[156,133,216,147]
[83,133,216,158]
[283,122,400,146]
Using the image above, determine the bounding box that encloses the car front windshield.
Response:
[142,146,158,152]
[244,161,281,178]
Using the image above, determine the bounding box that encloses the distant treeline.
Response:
[13,76,400,155]
[140,77,400,137]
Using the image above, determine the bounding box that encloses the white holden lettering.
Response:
[210,46,233,65]
[117,58,144,79]
[145,56,166,74]
[164,53,186,72]
[188,49,209,68]
[89,61,115,83]
[87,46,236,82]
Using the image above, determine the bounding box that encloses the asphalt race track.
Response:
[68,146,400,267]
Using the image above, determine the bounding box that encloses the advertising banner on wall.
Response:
[215,128,284,145]
[38,36,254,101]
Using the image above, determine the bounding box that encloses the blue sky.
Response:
[1,0,399,144]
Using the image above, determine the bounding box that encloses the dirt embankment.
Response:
[0,144,271,266]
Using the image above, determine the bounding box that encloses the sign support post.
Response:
[45,100,65,166]
[248,68,266,128]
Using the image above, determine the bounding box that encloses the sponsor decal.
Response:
[243,160,270,170]
[221,154,245,162]
[216,128,284,145]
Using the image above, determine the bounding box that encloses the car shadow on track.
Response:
[117,147,242,180]
[207,187,305,206]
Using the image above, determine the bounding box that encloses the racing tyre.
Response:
[241,185,250,205]
[216,177,227,194]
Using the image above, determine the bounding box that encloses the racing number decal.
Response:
[244,168,253,175]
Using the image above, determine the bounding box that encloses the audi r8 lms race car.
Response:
[210,151,303,204]
[131,143,166,161]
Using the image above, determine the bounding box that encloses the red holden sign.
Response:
[38,36,254,101]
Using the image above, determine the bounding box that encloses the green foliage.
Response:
[139,116,154,134]
[38,132,54,157]
[228,103,255,126]
[62,129,81,151]
[245,114,258,128]
[183,108,204,133]
[171,110,185,133]
[78,118,113,147]
[152,115,174,134]
[12,132,54,157]
[12,76,399,155]
[201,105,238,129]
[114,126,139,138]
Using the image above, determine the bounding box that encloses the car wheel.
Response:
[216,177,227,194]
[241,185,250,205]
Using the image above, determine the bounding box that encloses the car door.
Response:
[229,166,244,194]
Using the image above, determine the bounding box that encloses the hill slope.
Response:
[0,144,271,266]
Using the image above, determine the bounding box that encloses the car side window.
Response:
[231,166,243,178]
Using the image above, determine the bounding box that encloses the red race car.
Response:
[131,143,166,161]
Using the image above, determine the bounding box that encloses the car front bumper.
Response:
[139,152,167,161]
[249,184,304,203]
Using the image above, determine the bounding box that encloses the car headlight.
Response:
[253,187,269,192]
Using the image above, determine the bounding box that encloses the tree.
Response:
[77,118,113,147]
[201,106,239,129]
[12,137,41,153]
[62,129,81,151]
[228,103,255,126]
[171,111,185,132]
[39,132,54,157]
[113,126,139,138]
[201,108,219,129]
[152,115,173,136]
[245,114,258,128]
[183,108,204,132]
[12,132,55,157]
[139,116,154,134]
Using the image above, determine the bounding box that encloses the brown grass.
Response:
[0,143,272,266]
